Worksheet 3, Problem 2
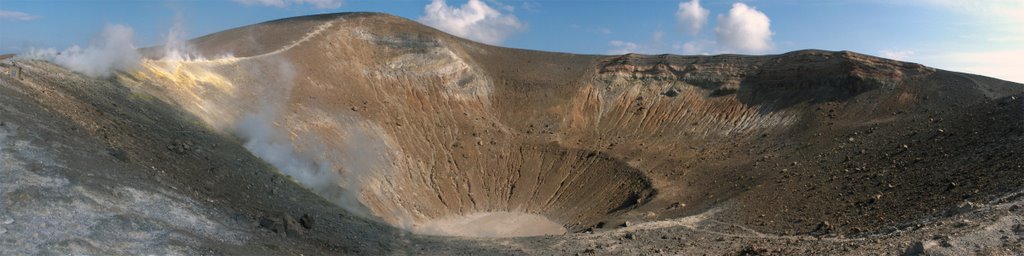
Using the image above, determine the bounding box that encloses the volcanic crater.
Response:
[1,12,1023,255]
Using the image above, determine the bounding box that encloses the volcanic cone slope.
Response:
[125,12,1024,235]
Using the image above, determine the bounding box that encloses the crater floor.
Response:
[413,212,566,237]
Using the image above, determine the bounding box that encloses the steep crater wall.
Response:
[122,14,659,236]
[118,13,1024,239]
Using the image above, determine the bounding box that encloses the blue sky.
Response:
[1,0,1022,83]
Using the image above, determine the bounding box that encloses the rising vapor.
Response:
[24,24,141,77]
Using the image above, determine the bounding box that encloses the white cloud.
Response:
[675,0,709,34]
[882,0,1023,83]
[674,40,714,55]
[419,0,526,45]
[907,0,1023,12]
[714,3,774,53]
[607,31,672,55]
[652,31,665,44]
[891,0,1023,45]
[0,10,40,21]
[879,49,915,61]
[487,0,516,12]
[917,49,1024,84]
[232,0,342,9]
[608,40,640,55]
[902,0,1024,29]
[519,1,540,12]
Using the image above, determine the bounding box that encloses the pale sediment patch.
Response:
[412,212,567,238]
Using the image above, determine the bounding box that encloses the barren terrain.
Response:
[1,12,1022,255]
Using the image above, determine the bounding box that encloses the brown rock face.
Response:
[116,12,1023,238]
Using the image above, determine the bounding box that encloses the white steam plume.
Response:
[223,59,377,219]
[162,15,202,61]
[24,24,141,77]
[21,18,222,78]
[235,109,370,217]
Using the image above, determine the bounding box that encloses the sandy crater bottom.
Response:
[412,212,567,237]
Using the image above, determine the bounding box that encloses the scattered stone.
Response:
[666,202,684,210]
[953,219,972,228]
[106,147,129,162]
[299,213,314,230]
[904,240,939,256]
[621,221,632,227]
[258,214,304,237]
[935,236,953,247]
[868,194,882,204]
[738,245,767,256]
[283,214,304,237]
[814,221,833,234]
[625,233,637,240]
[904,241,925,256]
[595,221,606,228]
[951,201,979,215]
[1,216,13,225]
[664,88,680,97]
[167,140,194,154]
[259,216,283,233]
